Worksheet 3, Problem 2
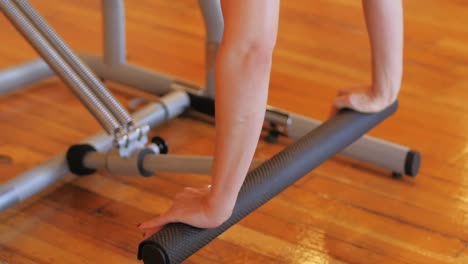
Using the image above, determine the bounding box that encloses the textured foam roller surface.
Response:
[138,102,398,264]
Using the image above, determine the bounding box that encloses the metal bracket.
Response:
[114,124,150,157]
[263,106,292,142]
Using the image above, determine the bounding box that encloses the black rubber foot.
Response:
[392,172,403,179]
[151,136,169,154]
[404,150,421,177]
[66,144,97,176]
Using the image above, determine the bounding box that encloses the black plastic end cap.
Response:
[151,136,169,154]
[66,144,97,176]
[404,150,421,177]
[138,242,169,264]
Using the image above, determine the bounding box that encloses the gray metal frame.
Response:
[0,90,189,212]
[199,0,223,98]
[102,0,126,66]
[0,59,52,94]
[0,0,417,214]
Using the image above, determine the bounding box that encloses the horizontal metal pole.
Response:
[0,59,53,95]
[143,154,223,175]
[83,152,263,176]
[79,53,176,96]
[138,102,398,264]
[143,155,263,175]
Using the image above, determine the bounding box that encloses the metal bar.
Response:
[142,155,263,175]
[0,91,189,212]
[138,102,399,264]
[198,0,223,98]
[79,53,177,96]
[0,0,121,134]
[82,153,263,176]
[102,0,126,66]
[0,59,53,95]
[15,0,133,128]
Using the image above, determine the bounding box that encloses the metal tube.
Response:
[83,152,107,170]
[0,130,112,212]
[82,150,263,176]
[0,59,53,95]
[198,0,224,98]
[142,155,263,175]
[102,0,126,66]
[79,53,175,96]
[0,0,121,134]
[159,90,190,120]
[143,155,226,175]
[15,0,133,128]
[0,95,179,212]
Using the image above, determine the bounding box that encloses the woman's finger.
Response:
[175,191,195,200]
[138,212,175,230]
[337,88,351,97]
[184,186,211,195]
[142,226,162,239]
[334,94,354,111]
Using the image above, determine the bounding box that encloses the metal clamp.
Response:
[114,124,150,157]
[263,106,292,143]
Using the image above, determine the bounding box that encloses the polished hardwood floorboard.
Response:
[1,0,468,263]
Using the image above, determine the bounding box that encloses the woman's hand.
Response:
[137,186,233,239]
[335,0,403,115]
[330,85,397,116]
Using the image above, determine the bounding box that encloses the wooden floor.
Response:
[1,0,468,263]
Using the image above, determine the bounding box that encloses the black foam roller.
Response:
[138,102,398,264]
